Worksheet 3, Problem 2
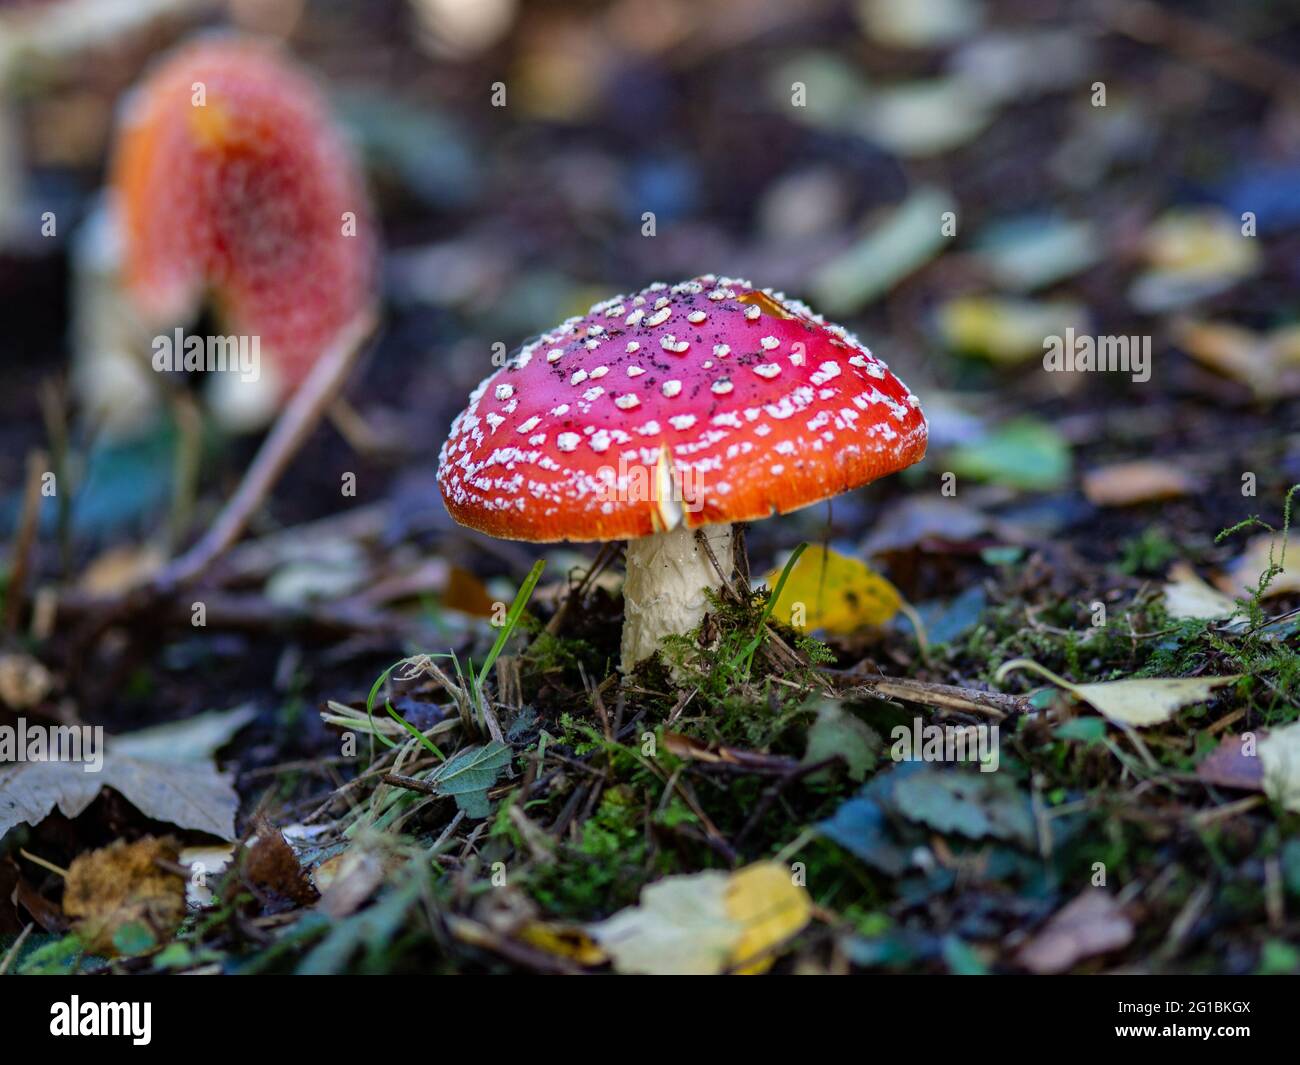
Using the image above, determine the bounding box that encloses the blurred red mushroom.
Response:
[438,275,928,671]
[108,34,376,426]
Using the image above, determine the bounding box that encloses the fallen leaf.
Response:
[1015,890,1133,974]
[860,496,993,556]
[948,418,1072,491]
[1082,461,1198,507]
[1217,534,1300,600]
[314,843,388,918]
[0,705,253,839]
[516,921,607,966]
[62,836,185,956]
[588,869,735,975]
[110,704,257,764]
[1130,208,1260,313]
[972,216,1099,292]
[803,701,880,782]
[892,765,1036,848]
[817,772,912,876]
[588,862,811,975]
[725,862,814,974]
[767,544,901,634]
[1174,319,1300,401]
[1163,562,1238,620]
[995,658,1240,727]
[421,741,513,818]
[1260,723,1300,814]
[938,295,1087,365]
[1196,734,1264,792]
[809,188,954,314]
[861,78,995,158]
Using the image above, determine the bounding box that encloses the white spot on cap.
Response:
[589,365,609,378]
[712,378,734,395]
[811,361,841,385]
[547,349,563,363]
[550,403,570,416]
[662,380,682,397]
[615,394,640,410]
[669,414,697,430]
[760,335,780,350]
[517,415,541,433]
[626,309,645,326]
[626,341,640,353]
[571,369,588,385]
[745,305,761,321]
[713,344,730,357]
[557,432,580,452]
[495,384,515,400]
[753,364,781,379]
[646,307,672,327]
[626,365,646,377]
[687,310,706,324]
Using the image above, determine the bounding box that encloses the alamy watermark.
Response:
[594,454,705,514]
[152,328,260,382]
[891,717,1000,773]
[0,717,103,772]
[1043,328,1150,383]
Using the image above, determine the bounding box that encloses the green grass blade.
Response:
[476,559,545,690]
[731,541,808,676]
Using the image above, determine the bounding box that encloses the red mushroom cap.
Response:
[438,276,928,542]
[110,37,374,388]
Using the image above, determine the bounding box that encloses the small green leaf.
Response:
[111,921,157,956]
[1055,718,1107,744]
[426,741,514,817]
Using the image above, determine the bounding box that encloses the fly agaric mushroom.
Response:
[438,276,927,671]
[108,36,375,427]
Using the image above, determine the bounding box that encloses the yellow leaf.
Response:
[724,861,813,975]
[1260,723,1300,814]
[995,659,1240,728]
[937,296,1087,365]
[767,544,901,634]
[588,862,812,975]
[516,921,607,966]
[1142,209,1259,279]
[587,870,736,975]
[1162,562,1237,620]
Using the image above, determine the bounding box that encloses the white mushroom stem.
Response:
[621,523,733,672]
